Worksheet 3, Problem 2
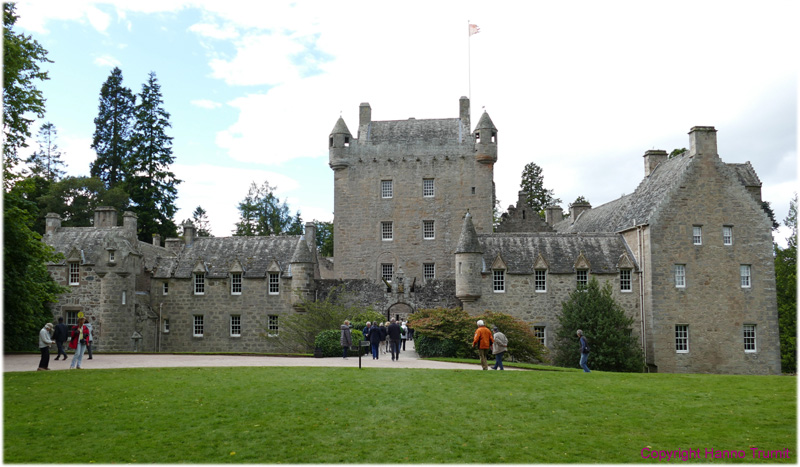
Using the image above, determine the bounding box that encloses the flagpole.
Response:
[467,20,471,102]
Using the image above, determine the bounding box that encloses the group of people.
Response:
[472,320,508,370]
[37,317,94,371]
[339,319,414,361]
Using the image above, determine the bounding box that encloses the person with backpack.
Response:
[577,329,590,373]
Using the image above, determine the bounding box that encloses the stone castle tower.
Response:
[329,97,496,283]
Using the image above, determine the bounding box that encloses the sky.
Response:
[12,0,799,245]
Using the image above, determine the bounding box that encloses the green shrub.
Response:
[414,334,470,358]
[315,329,364,357]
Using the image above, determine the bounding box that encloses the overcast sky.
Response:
[14,0,798,245]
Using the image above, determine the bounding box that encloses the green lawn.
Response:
[4,366,795,463]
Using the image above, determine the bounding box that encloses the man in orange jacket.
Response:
[472,320,494,370]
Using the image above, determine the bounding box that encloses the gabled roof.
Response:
[728,162,761,188]
[163,235,302,279]
[478,232,638,274]
[46,227,139,265]
[362,118,468,143]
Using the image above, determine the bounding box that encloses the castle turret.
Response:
[329,116,353,170]
[474,111,497,164]
[455,212,484,302]
[290,237,314,310]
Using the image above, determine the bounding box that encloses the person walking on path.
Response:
[369,322,382,360]
[69,317,90,369]
[400,321,408,351]
[380,321,389,355]
[387,318,402,361]
[85,320,94,359]
[472,320,494,370]
[490,326,508,370]
[340,320,353,359]
[577,329,591,373]
[53,317,69,361]
[38,323,55,371]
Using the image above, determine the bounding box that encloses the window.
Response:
[534,326,546,346]
[162,282,169,295]
[231,272,242,295]
[381,180,393,198]
[471,187,476,195]
[675,325,689,353]
[193,315,204,337]
[493,270,505,293]
[620,269,632,292]
[576,270,588,288]
[268,272,280,295]
[423,263,435,280]
[674,265,686,288]
[194,273,205,295]
[381,221,393,241]
[423,220,435,239]
[723,226,733,245]
[108,251,115,262]
[69,263,80,285]
[693,226,702,245]
[381,263,394,282]
[230,315,241,337]
[121,291,126,305]
[535,270,546,292]
[423,178,434,197]
[268,315,279,337]
[162,319,169,333]
[66,311,78,326]
[740,265,751,288]
[743,324,756,352]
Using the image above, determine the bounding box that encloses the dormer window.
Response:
[69,263,80,285]
[194,273,205,295]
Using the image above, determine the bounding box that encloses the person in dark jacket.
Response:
[340,320,352,359]
[369,322,382,360]
[379,322,388,355]
[387,318,402,361]
[577,329,590,373]
[53,317,69,360]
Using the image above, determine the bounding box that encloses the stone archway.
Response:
[387,302,413,322]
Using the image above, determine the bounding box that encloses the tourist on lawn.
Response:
[387,318,402,361]
[400,321,408,351]
[577,329,591,373]
[37,323,55,371]
[69,317,90,369]
[379,321,389,354]
[53,317,69,361]
[85,319,94,359]
[363,322,371,341]
[369,322,382,359]
[340,320,352,359]
[491,326,508,370]
[472,320,494,370]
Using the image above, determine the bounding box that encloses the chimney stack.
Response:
[689,126,717,156]
[123,211,137,235]
[94,206,117,228]
[643,149,668,177]
[459,96,470,129]
[569,201,591,223]
[183,220,196,246]
[359,102,371,129]
[152,234,161,247]
[45,213,62,235]
[545,206,563,226]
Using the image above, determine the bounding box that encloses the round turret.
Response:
[455,213,484,302]
[329,116,353,170]
[474,111,498,165]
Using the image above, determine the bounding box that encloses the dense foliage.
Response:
[552,277,645,372]
[314,328,364,357]
[234,180,303,236]
[775,194,797,373]
[407,308,547,363]
[90,67,135,189]
[315,220,334,257]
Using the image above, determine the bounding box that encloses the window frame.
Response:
[740,265,751,288]
[381,180,393,199]
[231,272,242,295]
[534,270,547,292]
[423,263,435,280]
[267,315,279,337]
[121,291,126,305]
[674,264,686,288]
[381,263,394,283]
[723,226,733,246]
[533,326,546,346]
[108,250,115,262]
[162,319,169,334]
[230,315,241,337]
[423,178,435,198]
[493,269,505,293]
[692,225,702,245]
[423,220,435,240]
[381,221,393,241]
[576,270,588,289]
[620,269,632,292]
[65,311,78,326]
[675,324,689,353]
[193,315,204,337]
[68,262,80,285]
[162,281,169,295]
[268,272,280,295]
[194,273,205,295]
[743,324,756,353]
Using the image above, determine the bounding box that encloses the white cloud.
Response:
[85,5,111,33]
[208,33,306,86]
[188,22,238,40]
[190,99,222,109]
[93,54,121,68]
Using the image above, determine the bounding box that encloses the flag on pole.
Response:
[469,24,480,36]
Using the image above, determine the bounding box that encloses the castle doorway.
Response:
[387,302,413,322]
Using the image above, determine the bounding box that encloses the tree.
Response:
[552,277,645,372]
[25,122,66,181]
[127,71,180,242]
[192,206,213,237]
[519,162,562,214]
[234,181,303,236]
[90,67,135,189]
[314,220,333,256]
[761,200,780,230]
[775,194,797,373]
[3,3,51,189]
[669,147,688,158]
[572,195,590,205]
[38,176,129,229]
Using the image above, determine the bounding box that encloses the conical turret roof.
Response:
[455,212,484,254]
[330,116,352,136]
[290,237,314,264]
[475,111,496,131]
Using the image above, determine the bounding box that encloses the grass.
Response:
[4,366,795,463]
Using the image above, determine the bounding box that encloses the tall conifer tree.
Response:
[128,71,180,241]
[26,122,66,181]
[90,67,135,189]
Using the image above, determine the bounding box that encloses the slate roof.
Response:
[158,235,302,279]
[46,227,139,265]
[728,162,761,188]
[362,118,469,144]
[479,232,638,274]
[455,213,483,254]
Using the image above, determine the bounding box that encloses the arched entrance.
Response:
[387,302,413,322]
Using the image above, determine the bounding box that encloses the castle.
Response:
[42,97,781,374]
